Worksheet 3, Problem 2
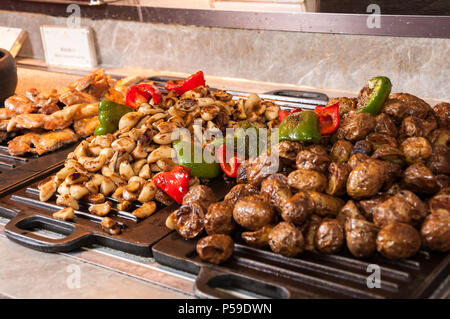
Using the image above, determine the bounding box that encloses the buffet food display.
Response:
[3,69,448,267]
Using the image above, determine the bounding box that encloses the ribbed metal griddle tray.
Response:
[153,226,450,299]
[0,164,195,256]
[152,180,450,299]
[0,144,76,197]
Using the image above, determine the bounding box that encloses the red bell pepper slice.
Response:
[165,71,206,96]
[153,165,190,204]
[126,84,162,109]
[314,102,340,135]
[216,144,241,178]
[278,108,301,122]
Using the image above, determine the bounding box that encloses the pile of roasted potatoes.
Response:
[168,91,449,264]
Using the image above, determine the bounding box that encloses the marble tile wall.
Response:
[0,10,449,100]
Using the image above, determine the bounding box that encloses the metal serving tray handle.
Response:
[194,266,290,299]
[4,212,93,253]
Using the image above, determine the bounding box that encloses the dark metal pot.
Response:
[0,48,18,105]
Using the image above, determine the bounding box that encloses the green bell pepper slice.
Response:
[278,110,321,144]
[94,100,135,136]
[357,76,392,116]
[173,140,221,179]
[209,120,266,159]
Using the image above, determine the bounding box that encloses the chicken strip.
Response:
[69,69,111,100]
[6,114,47,132]
[6,104,83,132]
[4,95,37,114]
[73,116,99,137]
[72,103,99,120]
[0,108,17,120]
[59,88,97,106]
[8,128,79,155]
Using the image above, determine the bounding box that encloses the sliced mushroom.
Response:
[117,200,132,212]
[87,193,105,204]
[89,201,112,217]
[78,154,107,173]
[101,217,121,235]
[111,137,136,153]
[118,112,144,133]
[56,194,79,210]
[119,161,135,181]
[38,177,57,202]
[53,207,75,221]
[147,145,175,163]
[69,184,90,200]
[132,201,157,219]
[64,172,89,185]
[100,176,116,196]
[138,164,151,179]
[165,211,177,230]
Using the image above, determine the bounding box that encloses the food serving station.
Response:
[0,0,449,299]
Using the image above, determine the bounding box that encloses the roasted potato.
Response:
[174,202,205,239]
[327,97,357,117]
[427,145,450,175]
[182,185,216,212]
[373,195,413,227]
[330,139,353,163]
[336,200,366,228]
[246,153,281,186]
[374,113,398,137]
[366,133,397,150]
[432,102,450,128]
[281,191,315,225]
[400,137,432,164]
[400,116,437,138]
[224,183,259,205]
[371,145,404,166]
[301,214,322,251]
[345,218,378,258]
[402,163,439,194]
[241,225,274,248]
[358,195,387,221]
[420,214,450,252]
[288,169,327,193]
[295,148,330,174]
[346,159,386,198]
[273,140,304,164]
[351,140,373,156]
[376,223,421,259]
[326,162,351,196]
[196,234,234,264]
[268,222,304,257]
[205,201,235,235]
[390,93,431,119]
[429,192,450,217]
[314,219,345,254]
[381,98,409,123]
[261,177,292,212]
[335,112,376,142]
[347,153,370,170]
[233,195,275,230]
[308,191,345,217]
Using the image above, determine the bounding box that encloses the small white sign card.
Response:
[40,25,97,69]
[0,26,27,57]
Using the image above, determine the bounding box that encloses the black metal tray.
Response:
[0,144,77,197]
[0,168,226,257]
[152,232,450,299]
